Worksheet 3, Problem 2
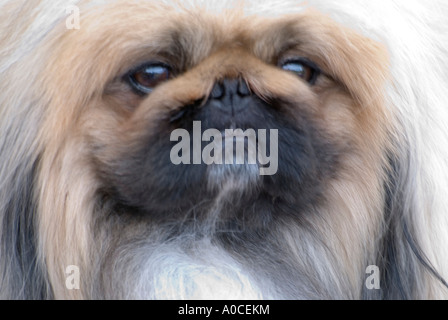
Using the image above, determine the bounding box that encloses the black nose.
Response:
[208,78,251,115]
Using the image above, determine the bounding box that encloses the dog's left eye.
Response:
[280,59,320,85]
[128,63,172,94]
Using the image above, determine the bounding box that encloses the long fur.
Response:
[1,0,448,300]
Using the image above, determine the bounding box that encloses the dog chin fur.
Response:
[120,239,269,300]
[1,0,448,300]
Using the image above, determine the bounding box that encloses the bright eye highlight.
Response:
[128,63,172,94]
[280,58,320,85]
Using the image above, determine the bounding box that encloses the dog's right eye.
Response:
[127,63,172,94]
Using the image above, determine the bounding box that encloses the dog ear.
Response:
[363,150,448,299]
[0,158,52,299]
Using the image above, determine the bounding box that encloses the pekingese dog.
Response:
[1,0,448,300]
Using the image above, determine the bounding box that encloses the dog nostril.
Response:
[237,78,250,96]
[207,78,252,115]
[210,82,225,99]
[210,78,250,101]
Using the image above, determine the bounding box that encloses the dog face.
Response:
[1,0,448,300]
[84,7,388,225]
[49,3,389,216]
